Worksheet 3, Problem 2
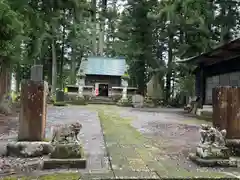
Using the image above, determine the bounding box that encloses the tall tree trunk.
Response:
[0,60,10,100]
[51,38,57,95]
[166,34,173,103]
[99,0,107,56]
[60,11,66,89]
[16,63,21,92]
[70,48,76,85]
[91,0,97,55]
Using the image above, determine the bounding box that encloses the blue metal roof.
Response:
[81,56,126,76]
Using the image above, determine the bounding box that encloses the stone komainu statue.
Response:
[51,122,82,143]
[199,124,227,147]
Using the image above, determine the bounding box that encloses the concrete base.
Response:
[42,158,86,169]
[189,153,237,167]
[196,105,212,116]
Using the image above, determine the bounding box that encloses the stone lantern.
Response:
[121,73,129,100]
[77,70,86,98]
[76,57,88,97]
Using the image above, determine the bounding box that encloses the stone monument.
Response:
[132,94,144,108]
[18,65,47,141]
[6,65,53,158]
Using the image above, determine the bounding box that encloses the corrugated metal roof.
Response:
[80,56,126,76]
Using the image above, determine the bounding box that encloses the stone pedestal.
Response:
[43,142,86,169]
[18,80,47,141]
[6,141,53,157]
[196,145,230,159]
[122,87,127,100]
[50,143,83,159]
[77,77,85,98]
[78,86,83,98]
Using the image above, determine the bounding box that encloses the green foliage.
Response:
[2,173,81,180]
[115,0,240,102]
[0,0,23,62]
[53,101,67,106]
[1,0,240,104]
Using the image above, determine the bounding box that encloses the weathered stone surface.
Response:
[132,94,144,108]
[30,65,43,81]
[18,80,47,141]
[42,158,86,169]
[226,139,240,147]
[189,153,237,167]
[6,141,54,158]
[196,145,230,159]
[50,143,83,159]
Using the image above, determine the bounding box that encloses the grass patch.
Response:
[67,100,87,105]
[53,101,67,106]
[2,173,80,180]
[96,105,234,178]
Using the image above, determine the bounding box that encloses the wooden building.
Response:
[181,38,240,107]
[79,56,127,97]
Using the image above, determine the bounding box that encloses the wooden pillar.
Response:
[195,67,201,98]
[195,65,205,108]
[212,86,240,139]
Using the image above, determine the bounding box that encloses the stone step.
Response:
[88,101,116,105]
[42,158,87,169]
[89,96,116,105]
[91,97,113,102]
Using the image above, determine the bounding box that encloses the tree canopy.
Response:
[1,0,240,103]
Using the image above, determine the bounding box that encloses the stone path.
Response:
[92,105,239,179]
[46,106,108,171]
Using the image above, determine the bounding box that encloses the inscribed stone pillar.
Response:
[18,80,47,141]
[18,65,47,141]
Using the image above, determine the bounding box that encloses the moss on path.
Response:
[96,106,234,178]
[2,173,80,180]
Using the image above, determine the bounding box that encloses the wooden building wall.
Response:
[85,75,121,87]
[196,56,240,105]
